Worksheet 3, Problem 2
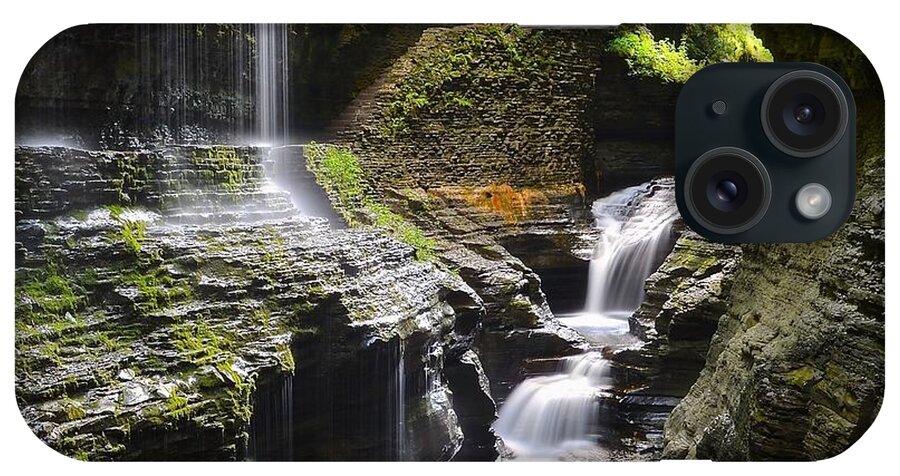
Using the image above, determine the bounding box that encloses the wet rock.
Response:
[116,369,135,381]
[15,144,495,461]
[121,384,150,406]
[444,350,503,460]
[602,225,742,456]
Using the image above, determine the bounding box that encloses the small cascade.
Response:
[495,178,678,459]
[389,339,409,461]
[585,178,679,315]
[493,353,611,456]
[254,24,290,147]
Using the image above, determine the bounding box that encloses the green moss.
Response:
[305,143,436,261]
[250,306,271,326]
[508,297,533,313]
[607,24,772,83]
[171,319,233,365]
[62,397,86,421]
[40,341,63,365]
[110,154,153,205]
[191,146,248,193]
[367,202,436,261]
[785,365,819,387]
[16,266,85,325]
[122,266,192,313]
[276,343,295,373]
[382,24,554,137]
[142,390,193,425]
[71,209,89,222]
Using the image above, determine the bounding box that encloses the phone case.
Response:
[14,23,884,461]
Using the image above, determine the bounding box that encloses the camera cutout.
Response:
[675,63,856,243]
[683,147,771,235]
[761,70,850,158]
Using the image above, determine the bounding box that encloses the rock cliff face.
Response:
[14,145,497,460]
[322,25,610,402]
[16,25,423,148]
[661,26,885,460]
[609,227,742,453]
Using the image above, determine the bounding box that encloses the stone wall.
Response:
[338,25,605,191]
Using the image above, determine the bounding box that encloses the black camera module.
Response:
[684,147,771,235]
[761,70,849,158]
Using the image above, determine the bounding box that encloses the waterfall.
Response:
[255,24,290,146]
[390,339,408,461]
[246,373,294,460]
[494,178,678,458]
[493,353,611,456]
[585,179,679,314]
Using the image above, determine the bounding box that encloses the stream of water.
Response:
[255,24,290,147]
[494,178,678,458]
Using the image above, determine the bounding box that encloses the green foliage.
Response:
[607,24,772,83]
[105,205,148,257]
[306,143,365,207]
[608,27,699,83]
[120,220,146,255]
[305,143,436,261]
[682,24,773,64]
[276,343,295,373]
[104,204,125,220]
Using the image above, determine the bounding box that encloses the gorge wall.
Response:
[661,25,885,460]
[14,145,497,460]
[17,24,424,148]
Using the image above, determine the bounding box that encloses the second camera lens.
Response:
[684,147,772,235]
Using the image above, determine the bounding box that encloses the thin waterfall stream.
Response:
[494,178,678,458]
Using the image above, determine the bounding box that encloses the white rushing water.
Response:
[494,178,678,458]
[584,179,679,315]
[255,24,290,146]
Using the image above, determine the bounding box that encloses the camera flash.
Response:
[795,183,832,220]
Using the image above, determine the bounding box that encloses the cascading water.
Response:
[584,179,679,316]
[494,178,678,458]
[255,24,290,146]
[493,353,611,456]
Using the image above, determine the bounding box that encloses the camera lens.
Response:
[684,147,771,235]
[793,104,815,124]
[761,70,849,158]
[709,176,745,211]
